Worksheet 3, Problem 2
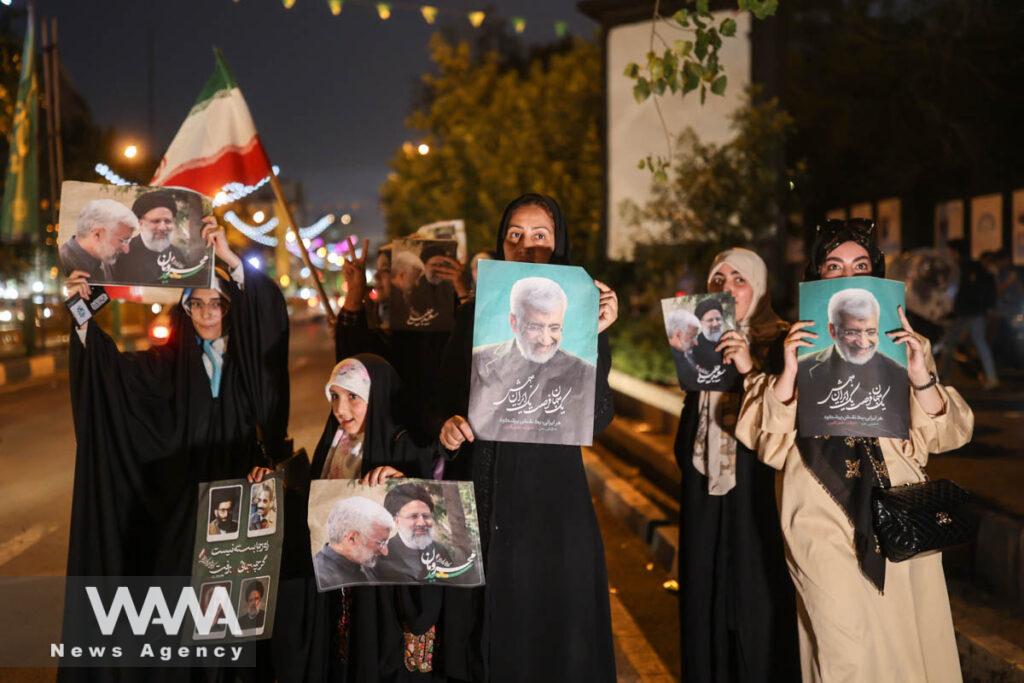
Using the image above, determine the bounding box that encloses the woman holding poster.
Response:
[434,194,619,682]
[736,220,974,682]
[673,248,799,682]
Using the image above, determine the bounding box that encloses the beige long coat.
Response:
[736,371,973,682]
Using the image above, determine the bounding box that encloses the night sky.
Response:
[27,0,597,240]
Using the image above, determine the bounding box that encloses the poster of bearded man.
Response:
[57,180,215,287]
[307,479,484,590]
[661,292,739,392]
[469,260,599,446]
[797,277,909,438]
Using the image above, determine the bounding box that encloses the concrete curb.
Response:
[0,352,67,386]
[0,338,151,388]
[583,441,1024,683]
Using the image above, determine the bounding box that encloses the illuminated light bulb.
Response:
[280,274,291,287]
[316,247,328,258]
[282,0,296,8]
[420,5,437,24]
[468,11,485,28]
[123,144,138,159]
[151,303,162,314]
[341,213,352,225]
[376,3,391,20]
[512,17,526,34]
[328,0,343,15]
[418,143,430,155]
[248,256,262,269]
[402,141,415,156]
[31,281,44,293]
[252,210,266,223]
[152,324,171,340]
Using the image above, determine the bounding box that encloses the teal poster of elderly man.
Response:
[469,260,598,446]
[797,277,909,438]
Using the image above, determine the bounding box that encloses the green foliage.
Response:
[380,35,604,268]
[624,1,780,179]
[611,95,802,383]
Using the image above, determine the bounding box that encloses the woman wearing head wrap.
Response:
[673,247,799,682]
[60,219,290,680]
[273,354,452,683]
[433,193,619,682]
[735,219,974,681]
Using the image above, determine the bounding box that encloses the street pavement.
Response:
[0,320,677,681]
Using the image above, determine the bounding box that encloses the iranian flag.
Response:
[151,49,272,196]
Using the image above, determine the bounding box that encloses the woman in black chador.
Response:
[59,220,290,682]
[434,193,620,682]
[674,247,800,682]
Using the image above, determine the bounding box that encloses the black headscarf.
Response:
[805,218,886,281]
[799,218,890,591]
[494,193,572,265]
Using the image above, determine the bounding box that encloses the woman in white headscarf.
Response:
[674,247,800,682]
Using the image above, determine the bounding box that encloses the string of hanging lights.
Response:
[235,0,578,38]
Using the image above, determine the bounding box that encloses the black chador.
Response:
[435,194,616,683]
[59,263,290,682]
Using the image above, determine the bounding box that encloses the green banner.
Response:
[1,10,39,243]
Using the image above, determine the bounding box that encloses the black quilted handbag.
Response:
[871,479,978,563]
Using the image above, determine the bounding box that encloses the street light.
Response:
[417,143,430,156]
[123,144,139,160]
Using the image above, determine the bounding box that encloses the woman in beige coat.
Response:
[736,219,974,682]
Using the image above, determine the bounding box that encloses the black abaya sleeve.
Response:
[433,300,475,427]
[225,263,291,463]
[65,321,180,578]
[594,332,614,436]
[334,306,390,363]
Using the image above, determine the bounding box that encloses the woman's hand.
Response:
[247,466,274,483]
[595,280,619,333]
[202,217,241,270]
[716,330,754,375]
[440,415,474,450]
[430,256,469,298]
[341,236,370,312]
[888,305,930,386]
[361,466,404,487]
[773,321,817,403]
[65,270,92,301]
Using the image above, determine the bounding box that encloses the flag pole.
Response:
[267,173,336,327]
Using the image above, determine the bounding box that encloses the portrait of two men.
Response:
[57,180,215,288]
[308,479,484,591]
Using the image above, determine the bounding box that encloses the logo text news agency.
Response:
[52,585,246,663]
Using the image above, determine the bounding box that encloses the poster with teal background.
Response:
[797,276,909,438]
[470,260,598,446]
